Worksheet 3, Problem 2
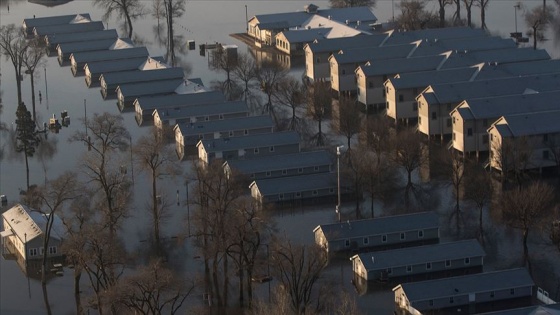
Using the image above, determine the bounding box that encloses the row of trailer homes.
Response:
[313,212,552,314]
[21,13,354,211]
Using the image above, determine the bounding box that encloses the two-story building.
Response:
[45,29,117,55]
[156,100,249,131]
[100,67,182,99]
[450,91,560,157]
[85,56,167,87]
[174,115,274,159]
[33,21,104,38]
[313,212,439,255]
[197,131,300,165]
[57,37,133,64]
[393,268,535,315]
[23,13,92,37]
[71,46,149,76]
[488,111,560,174]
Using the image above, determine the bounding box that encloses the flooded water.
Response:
[0,0,559,314]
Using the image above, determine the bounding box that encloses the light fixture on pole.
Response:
[514,3,521,34]
[336,145,344,222]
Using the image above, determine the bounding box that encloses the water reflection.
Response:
[27,0,71,8]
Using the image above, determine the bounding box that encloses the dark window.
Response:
[418,117,422,124]
[387,268,392,275]
[447,118,452,127]
[483,135,489,144]
[298,168,303,173]
[296,192,301,197]
[312,190,318,196]
[369,81,374,88]
[278,193,284,200]
[270,146,275,152]
[342,69,346,75]
[467,128,473,136]
[431,112,437,120]
[464,257,470,265]
[399,94,404,102]
[450,297,454,304]
[400,232,405,240]
[345,239,350,247]
[429,300,434,306]
[510,288,515,295]
[314,166,319,171]
[490,291,495,298]
[363,237,369,245]
[426,262,432,270]
[406,265,412,272]
[266,171,271,177]
[316,57,321,63]
[418,230,424,238]
[282,169,287,175]
[254,148,259,154]
[382,235,387,242]
[445,260,451,267]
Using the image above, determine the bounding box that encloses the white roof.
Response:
[300,15,364,38]
[109,38,135,50]
[174,80,208,94]
[139,57,170,70]
[69,14,91,24]
[1,204,64,243]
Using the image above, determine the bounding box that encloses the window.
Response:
[254,148,259,154]
[510,288,515,295]
[278,193,284,200]
[250,173,255,179]
[544,134,549,142]
[412,102,418,111]
[49,246,57,254]
[418,116,422,124]
[418,230,424,238]
[431,112,437,120]
[400,232,405,240]
[369,81,374,88]
[282,169,287,175]
[342,69,346,75]
[467,128,473,136]
[298,168,303,173]
[329,188,335,193]
[450,297,454,304]
[447,118,452,127]
[382,235,387,243]
[314,166,319,171]
[426,262,432,270]
[445,260,451,267]
[543,150,550,159]
[363,237,369,245]
[316,57,321,63]
[29,248,38,257]
[429,300,434,306]
[266,171,271,177]
[205,116,210,121]
[312,190,318,196]
[296,192,301,197]
[229,131,234,137]
[406,265,412,273]
[464,257,470,265]
[386,86,389,94]
[387,268,392,275]
[219,114,224,120]
[244,129,249,135]
[269,146,275,152]
[399,94,404,102]
[453,132,456,141]
[490,291,495,298]
[345,239,350,247]
[483,135,489,144]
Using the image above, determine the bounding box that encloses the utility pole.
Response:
[336,145,344,222]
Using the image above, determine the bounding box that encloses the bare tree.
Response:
[163,0,186,66]
[211,45,241,101]
[274,76,305,132]
[475,0,491,29]
[396,0,439,30]
[22,36,46,123]
[437,149,466,232]
[391,128,428,206]
[270,239,327,314]
[464,164,493,243]
[525,4,555,50]
[452,0,462,24]
[501,181,556,271]
[255,59,288,125]
[106,259,195,314]
[363,154,398,218]
[362,115,392,167]
[232,52,257,101]
[332,96,361,150]
[0,24,30,106]
[436,0,453,27]
[462,0,476,27]
[306,81,331,147]
[329,0,376,8]
[94,0,144,38]
[33,172,79,315]
[491,136,533,186]
[133,127,181,253]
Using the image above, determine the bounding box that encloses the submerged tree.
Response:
[232,52,257,101]
[396,0,439,30]
[306,81,331,147]
[15,102,40,190]
[22,36,46,123]
[525,4,555,50]
[94,0,144,38]
[475,0,491,30]
[0,24,30,106]
[211,45,241,101]
[255,59,288,126]
[332,96,361,150]
[274,76,305,131]
[463,0,476,27]
[329,0,376,8]
[464,164,493,243]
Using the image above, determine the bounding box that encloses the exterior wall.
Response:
[275,34,291,54]
[243,143,300,160]
[390,87,420,122]
[337,64,359,94]
[175,111,249,125]
[329,58,341,92]
[418,98,455,137]
[262,187,338,204]
[181,126,273,148]
[2,219,26,260]
[2,220,62,262]
[357,71,387,108]
[327,227,440,253]
[249,164,331,180]
[305,49,331,81]
[451,110,466,153]
[453,113,495,154]
[314,229,328,250]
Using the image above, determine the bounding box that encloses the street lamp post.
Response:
[514,3,521,34]
[336,145,344,222]
[185,179,190,237]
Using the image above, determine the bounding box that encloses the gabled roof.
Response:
[382,27,487,46]
[117,78,203,98]
[476,304,560,315]
[424,72,560,105]
[33,21,105,36]
[314,212,439,241]
[23,13,92,30]
[304,33,388,53]
[455,90,560,120]
[279,28,332,43]
[58,38,133,55]
[71,46,149,63]
[388,67,477,90]
[1,204,64,242]
[477,59,560,78]
[330,43,415,64]
[411,36,516,57]
[353,239,485,271]
[358,54,445,77]
[154,100,247,119]
[440,47,550,69]
[101,67,184,87]
[395,268,534,302]
[138,91,225,113]
[225,150,332,174]
[175,115,273,137]
[198,131,300,153]
[86,56,165,75]
[300,15,365,38]
[45,29,118,48]
[492,111,560,138]
[250,172,337,195]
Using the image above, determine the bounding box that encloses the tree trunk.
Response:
[370,191,374,218]
[167,1,175,67]
[480,4,487,29]
[25,150,30,190]
[125,11,133,39]
[467,8,472,27]
[533,27,538,50]
[152,169,160,250]
[455,0,461,22]
[478,206,484,244]
[439,6,446,27]
[223,253,229,307]
[14,63,23,106]
[212,258,221,306]
[238,250,244,307]
[30,73,37,123]
[74,268,83,315]
[522,228,530,265]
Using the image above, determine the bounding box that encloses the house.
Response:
[57,37,133,64]
[329,43,416,98]
[116,78,205,110]
[384,66,479,124]
[350,239,485,282]
[1,204,65,274]
[223,150,332,180]
[417,72,560,139]
[44,29,117,54]
[84,56,166,87]
[134,91,226,125]
[438,47,550,70]
[70,46,149,76]
[23,13,92,37]
[249,172,349,208]
[393,268,535,315]
[303,34,388,82]
[174,115,274,159]
[313,212,439,255]
[197,131,300,165]
[450,91,560,156]
[380,27,487,46]
[355,54,449,110]
[488,111,560,173]
[407,36,516,58]
[33,21,105,38]
[476,304,560,315]
[100,67,183,99]
[248,4,376,47]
